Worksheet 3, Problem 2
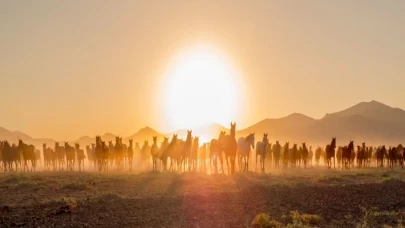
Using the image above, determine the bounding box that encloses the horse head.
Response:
[263,133,268,143]
[331,137,336,147]
[230,122,236,136]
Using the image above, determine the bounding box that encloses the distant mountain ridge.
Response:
[238,100,405,145]
[1,100,405,148]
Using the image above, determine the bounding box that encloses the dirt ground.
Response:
[1,168,405,228]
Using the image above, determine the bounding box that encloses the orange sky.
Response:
[1,1,405,141]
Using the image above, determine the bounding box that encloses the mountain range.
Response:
[1,100,405,148]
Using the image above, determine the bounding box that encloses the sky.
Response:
[1,0,405,141]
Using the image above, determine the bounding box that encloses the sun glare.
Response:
[163,45,241,131]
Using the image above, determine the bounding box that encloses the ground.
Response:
[1,168,405,228]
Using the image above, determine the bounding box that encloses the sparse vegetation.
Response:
[62,183,87,190]
[251,213,282,228]
[251,211,322,228]
[382,176,401,183]
[0,170,404,227]
[318,175,344,183]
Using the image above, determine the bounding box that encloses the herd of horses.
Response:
[1,123,405,174]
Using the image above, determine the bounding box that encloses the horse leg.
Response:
[255,154,258,172]
[333,157,336,169]
[262,156,265,173]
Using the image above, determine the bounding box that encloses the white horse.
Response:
[256,133,268,173]
[237,133,255,172]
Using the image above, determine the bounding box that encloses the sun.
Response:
[163,44,241,131]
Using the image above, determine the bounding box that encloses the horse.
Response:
[255,133,268,173]
[272,141,281,168]
[199,143,208,172]
[388,146,396,168]
[237,132,255,173]
[396,144,404,169]
[289,144,298,168]
[114,137,124,171]
[282,142,290,168]
[315,146,322,166]
[86,144,96,170]
[134,142,141,167]
[158,137,169,171]
[301,143,309,168]
[101,141,110,172]
[75,143,86,172]
[190,137,199,171]
[55,142,66,171]
[18,140,36,172]
[357,143,367,168]
[2,141,21,172]
[65,142,76,171]
[127,139,134,171]
[308,146,313,166]
[223,122,238,175]
[141,140,151,170]
[210,131,225,174]
[162,135,178,172]
[342,141,354,169]
[180,130,193,171]
[150,136,160,171]
[325,138,336,169]
[376,146,386,168]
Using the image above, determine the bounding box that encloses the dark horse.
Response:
[222,122,237,175]
[342,141,354,169]
[301,143,309,168]
[325,137,336,169]
[210,131,225,174]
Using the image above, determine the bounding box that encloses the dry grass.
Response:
[0,168,404,227]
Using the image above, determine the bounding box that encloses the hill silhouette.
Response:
[1,100,405,148]
[238,100,405,145]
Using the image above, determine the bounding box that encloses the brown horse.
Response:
[55,142,66,171]
[325,137,336,169]
[158,137,170,171]
[180,130,193,171]
[75,143,86,172]
[18,140,36,172]
[376,146,386,167]
[141,140,151,170]
[255,133,268,173]
[210,131,225,174]
[127,139,134,171]
[272,141,281,168]
[161,135,177,172]
[65,142,76,171]
[301,143,309,168]
[150,136,159,171]
[342,141,354,169]
[190,137,199,171]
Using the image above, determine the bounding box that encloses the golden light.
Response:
[163,44,241,132]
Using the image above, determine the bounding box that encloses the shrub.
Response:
[251,213,282,228]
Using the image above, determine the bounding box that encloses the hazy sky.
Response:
[1,0,405,140]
